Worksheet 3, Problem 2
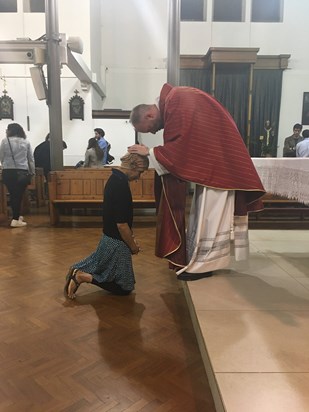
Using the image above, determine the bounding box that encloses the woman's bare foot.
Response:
[65,269,93,299]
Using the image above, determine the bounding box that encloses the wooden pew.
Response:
[21,167,46,212]
[30,167,46,207]
[48,168,155,225]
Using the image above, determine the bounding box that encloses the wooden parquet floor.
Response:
[0,210,215,412]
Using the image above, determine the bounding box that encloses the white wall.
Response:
[0,0,100,165]
[90,0,104,110]
[99,0,168,109]
[1,0,309,161]
[179,0,309,154]
[97,0,309,155]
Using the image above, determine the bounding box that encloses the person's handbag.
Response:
[7,137,32,185]
[16,169,32,185]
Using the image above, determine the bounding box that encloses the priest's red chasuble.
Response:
[153,84,265,268]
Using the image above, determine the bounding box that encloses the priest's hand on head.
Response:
[127,144,150,156]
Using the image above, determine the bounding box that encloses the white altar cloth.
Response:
[252,158,309,205]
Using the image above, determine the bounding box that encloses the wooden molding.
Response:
[203,47,260,67]
[180,55,206,69]
[255,54,291,70]
[180,49,290,70]
[92,109,131,119]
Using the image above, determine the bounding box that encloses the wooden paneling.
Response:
[48,168,156,225]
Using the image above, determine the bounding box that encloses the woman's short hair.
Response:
[120,153,149,171]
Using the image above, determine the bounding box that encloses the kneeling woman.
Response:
[64,152,149,299]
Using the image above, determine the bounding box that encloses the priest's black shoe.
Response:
[177,271,213,281]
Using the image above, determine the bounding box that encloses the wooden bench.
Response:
[48,168,155,225]
[249,193,309,228]
[29,167,46,207]
[20,167,46,213]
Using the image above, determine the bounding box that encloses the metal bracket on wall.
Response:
[0,36,105,99]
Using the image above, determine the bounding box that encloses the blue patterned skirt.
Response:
[72,234,135,291]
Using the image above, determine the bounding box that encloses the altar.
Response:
[252,158,309,205]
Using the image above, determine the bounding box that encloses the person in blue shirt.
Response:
[94,128,108,165]
[296,129,309,157]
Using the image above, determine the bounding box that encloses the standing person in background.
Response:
[83,137,104,167]
[0,123,35,227]
[33,133,50,179]
[128,83,265,281]
[34,133,67,180]
[259,119,277,157]
[64,152,149,299]
[296,129,309,157]
[94,128,108,165]
[283,123,303,157]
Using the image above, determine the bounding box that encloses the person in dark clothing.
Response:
[64,152,149,299]
[283,124,303,157]
[259,119,277,157]
[34,133,67,179]
[0,123,35,227]
[128,83,264,281]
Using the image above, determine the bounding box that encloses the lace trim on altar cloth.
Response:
[252,158,309,205]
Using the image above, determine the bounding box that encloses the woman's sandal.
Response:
[64,268,80,299]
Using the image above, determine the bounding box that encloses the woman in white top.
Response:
[0,123,35,227]
[84,137,105,168]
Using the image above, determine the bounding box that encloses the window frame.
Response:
[0,0,17,13]
[23,0,45,13]
[212,0,245,23]
[181,0,207,22]
[251,0,283,23]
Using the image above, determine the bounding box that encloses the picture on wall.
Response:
[69,90,84,121]
[301,92,309,125]
[0,92,14,120]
